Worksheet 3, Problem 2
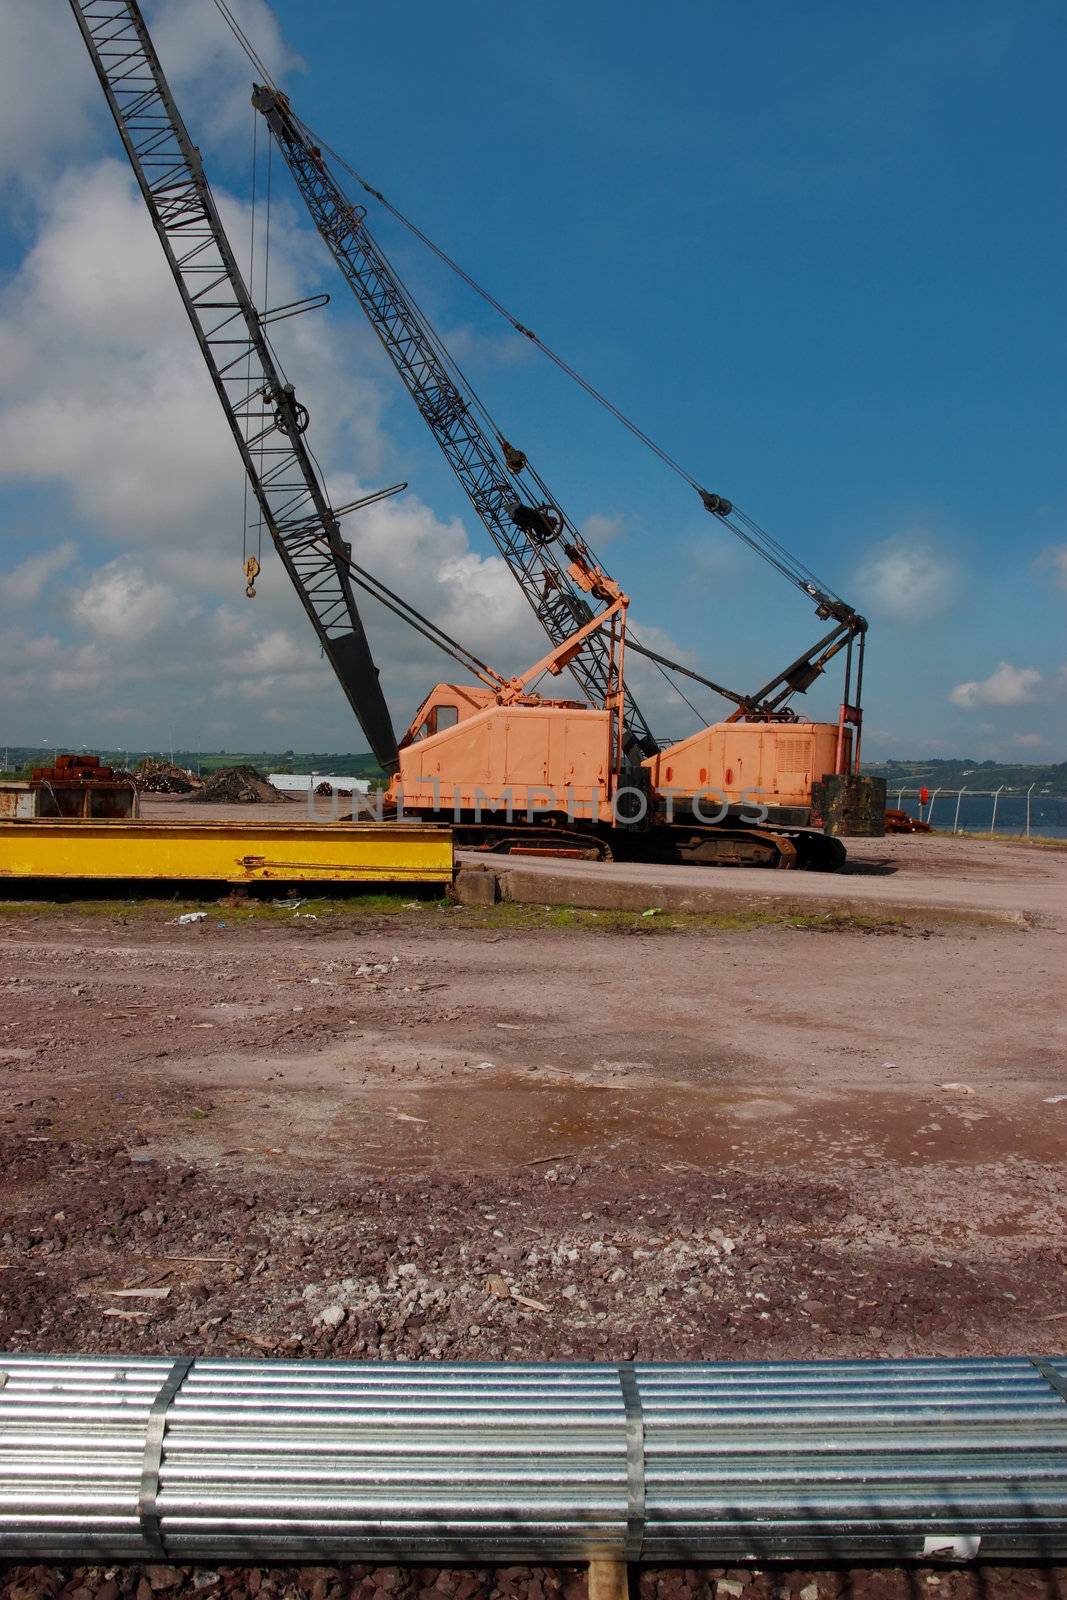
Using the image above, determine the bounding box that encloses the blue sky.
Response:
[0,0,1063,759]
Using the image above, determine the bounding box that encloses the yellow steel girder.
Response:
[0,820,453,884]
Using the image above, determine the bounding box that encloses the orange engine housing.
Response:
[389,684,847,825]
[389,683,618,822]
[644,719,848,811]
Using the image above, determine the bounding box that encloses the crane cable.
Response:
[294,113,703,493]
[240,102,257,572]
[211,2,749,725]
[301,118,847,610]
[287,117,848,606]
[210,0,849,735]
[213,0,276,88]
[242,98,271,576]
[210,0,847,609]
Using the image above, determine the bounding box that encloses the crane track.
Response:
[422,817,847,871]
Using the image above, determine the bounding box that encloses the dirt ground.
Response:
[1,826,1065,1600]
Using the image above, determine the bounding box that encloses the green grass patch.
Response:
[444,901,909,934]
[5,884,1020,934]
[0,888,434,921]
[0,889,913,935]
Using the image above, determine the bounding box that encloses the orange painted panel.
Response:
[645,720,845,807]
[393,691,615,819]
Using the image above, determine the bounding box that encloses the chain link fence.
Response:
[889,783,1067,838]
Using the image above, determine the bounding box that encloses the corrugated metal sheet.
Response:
[0,1355,1064,1564]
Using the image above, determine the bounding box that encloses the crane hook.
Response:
[243,555,261,598]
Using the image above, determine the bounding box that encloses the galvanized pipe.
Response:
[1,1355,1065,1564]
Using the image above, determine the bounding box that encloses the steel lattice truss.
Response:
[69,1,399,771]
[254,90,659,762]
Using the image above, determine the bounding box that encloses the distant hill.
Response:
[0,747,386,781]
[3,743,1064,795]
[864,757,1067,793]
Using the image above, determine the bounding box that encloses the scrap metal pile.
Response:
[134,759,203,795]
[28,753,138,819]
[188,765,288,804]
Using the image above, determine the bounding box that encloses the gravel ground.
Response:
[1,834,1064,1599]
[3,1560,1066,1600]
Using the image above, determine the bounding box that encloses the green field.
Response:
[3,745,1064,796]
[864,756,1067,794]
[0,747,385,782]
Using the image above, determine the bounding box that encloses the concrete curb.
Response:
[452,862,1027,928]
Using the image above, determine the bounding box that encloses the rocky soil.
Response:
[1,865,1064,1600]
[4,1560,1066,1600]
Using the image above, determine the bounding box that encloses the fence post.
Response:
[897,787,905,812]
[990,785,1004,836]
[927,787,941,826]
[953,788,966,834]
[1026,782,1035,839]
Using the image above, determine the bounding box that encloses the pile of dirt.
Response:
[188,764,289,804]
[134,758,202,794]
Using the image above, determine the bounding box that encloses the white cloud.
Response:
[442,324,534,370]
[1013,732,1045,749]
[855,535,958,620]
[583,512,626,547]
[622,618,735,733]
[0,160,390,540]
[0,11,703,754]
[0,206,553,742]
[72,559,174,644]
[681,530,741,581]
[949,661,1042,709]
[0,0,97,185]
[144,0,299,146]
[0,0,299,186]
[325,478,544,698]
[1036,544,1067,595]
[0,541,76,603]
[228,629,307,677]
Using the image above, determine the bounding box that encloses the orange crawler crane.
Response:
[71,3,874,872]
[371,548,848,869]
[250,82,877,869]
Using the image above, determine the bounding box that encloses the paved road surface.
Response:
[463,834,1067,923]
